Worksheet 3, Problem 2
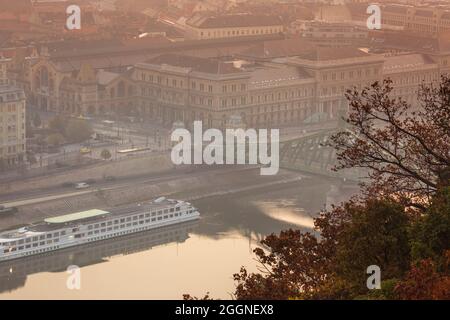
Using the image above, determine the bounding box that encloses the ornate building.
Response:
[381,4,450,36]
[4,36,448,130]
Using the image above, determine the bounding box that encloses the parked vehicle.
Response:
[80,147,91,154]
[75,182,90,189]
[0,205,18,217]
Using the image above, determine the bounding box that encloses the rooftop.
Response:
[44,209,110,224]
[186,13,283,29]
[295,46,370,61]
[0,198,186,240]
[370,30,450,54]
[237,37,316,60]
[383,53,436,73]
[143,54,243,75]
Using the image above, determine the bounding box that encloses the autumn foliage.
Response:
[230,76,450,300]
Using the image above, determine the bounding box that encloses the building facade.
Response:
[381,4,450,36]
[0,85,26,168]
[288,20,368,47]
[0,57,12,86]
[3,37,447,131]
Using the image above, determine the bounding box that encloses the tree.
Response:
[46,133,65,146]
[48,115,68,134]
[64,119,93,143]
[228,77,450,300]
[100,149,112,160]
[394,251,450,300]
[409,186,450,262]
[332,199,410,293]
[232,198,412,300]
[330,77,450,209]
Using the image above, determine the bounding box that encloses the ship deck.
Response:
[0,198,186,240]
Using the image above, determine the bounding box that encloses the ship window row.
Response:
[6,238,60,252]
[3,231,69,246]
[23,245,61,256]
[82,213,181,237]
[85,219,185,243]
[84,210,186,231]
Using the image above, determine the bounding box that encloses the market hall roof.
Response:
[186,13,283,29]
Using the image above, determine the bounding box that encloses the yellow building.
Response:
[0,57,12,86]
[0,85,26,169]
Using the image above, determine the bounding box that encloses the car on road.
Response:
[0,205,18,217]
[75,182,90,189]
[80,147,91,154]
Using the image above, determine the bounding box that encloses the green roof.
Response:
[44,209,109,224]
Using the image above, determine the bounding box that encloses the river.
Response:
[0,175,359,299]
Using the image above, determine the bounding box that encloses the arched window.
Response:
[118,81,125,97]
[40,67,49,87]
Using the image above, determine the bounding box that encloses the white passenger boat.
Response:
[0,197,200,262]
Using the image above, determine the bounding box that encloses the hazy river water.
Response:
[0,175,358,299]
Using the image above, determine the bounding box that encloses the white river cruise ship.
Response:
[0,197,200,262]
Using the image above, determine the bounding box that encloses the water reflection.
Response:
[0,176,358,298]
[191,177,355,239]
